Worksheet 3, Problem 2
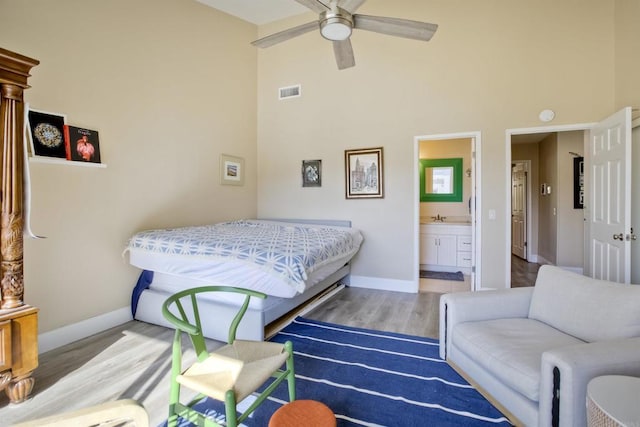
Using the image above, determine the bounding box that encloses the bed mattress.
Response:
[125,219,363,298]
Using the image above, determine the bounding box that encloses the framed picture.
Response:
[345,147,384,199]
[65,125,101,163]
[27,108,68,159]
[220,154,244,186]
[302,159,322,187]
[573,156,584,209]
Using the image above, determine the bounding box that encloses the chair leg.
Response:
[225,390,238,427]
[168,334,184,427]
[167,379,181,427]
[285,340,296,402]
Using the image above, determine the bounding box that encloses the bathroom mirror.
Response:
[419,158,463,202]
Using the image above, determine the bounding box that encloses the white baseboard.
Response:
[558,266,584,275]
[348,275,417,293]
[536,255,552,266]
[39,307,132,354]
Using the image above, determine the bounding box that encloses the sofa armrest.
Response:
[539,337,640,427]
[438,287,534,359]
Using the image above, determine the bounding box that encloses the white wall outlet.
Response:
[488,209,496,220]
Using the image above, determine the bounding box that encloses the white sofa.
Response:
[439,265,640,427]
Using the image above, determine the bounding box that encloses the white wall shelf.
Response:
[29,156,106,168]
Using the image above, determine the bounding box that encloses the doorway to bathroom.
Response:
[414,132,481,292]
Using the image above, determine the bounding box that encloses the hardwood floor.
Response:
[511,254,541,287]
[0,286,448,426]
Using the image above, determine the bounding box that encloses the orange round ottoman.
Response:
[269,400,336,427]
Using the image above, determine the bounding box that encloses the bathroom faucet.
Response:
[431,214,446,222]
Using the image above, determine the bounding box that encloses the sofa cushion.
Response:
[452,318,584,401]
[529,266,640,342]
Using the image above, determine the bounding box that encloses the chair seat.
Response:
[178,340,289,402]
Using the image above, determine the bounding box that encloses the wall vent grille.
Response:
[279,85,301,100]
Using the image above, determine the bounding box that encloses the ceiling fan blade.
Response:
[294,0,330,13]
[251,21,318,48]
[339,0,366,13]
[333,39,355,70]
[353,14,438,41]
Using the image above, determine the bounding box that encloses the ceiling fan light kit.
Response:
[320,9,353,41]
[251,0,438,70]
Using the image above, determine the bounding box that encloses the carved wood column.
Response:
[0,48,39,309]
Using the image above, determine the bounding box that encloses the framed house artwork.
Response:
[220,154,244,186]
[302,159,322,187]
[345,147,384,199]
[27,108,68,159]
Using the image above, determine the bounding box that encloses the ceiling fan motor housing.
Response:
[320,8,354,41]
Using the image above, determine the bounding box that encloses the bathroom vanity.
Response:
[420,223,472,274]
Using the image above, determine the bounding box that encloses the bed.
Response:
[124,219,363,342]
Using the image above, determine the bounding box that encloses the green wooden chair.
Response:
[162,286,296,427]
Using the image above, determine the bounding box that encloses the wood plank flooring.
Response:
[511,255,541,288]
[0,286,447,426]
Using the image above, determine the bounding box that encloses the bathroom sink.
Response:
[421,220,471,225]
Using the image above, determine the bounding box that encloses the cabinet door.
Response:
[420,234,439,265]
[0,320,10,372]
[438,235,458,266]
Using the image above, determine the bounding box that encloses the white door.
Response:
[511,163,527,259]
[589,107,632,283]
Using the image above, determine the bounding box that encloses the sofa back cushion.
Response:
[528,266,640,342]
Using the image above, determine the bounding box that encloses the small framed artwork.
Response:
[27,108,68,159]
[345,147,384,199]
[220,154,244,186]
[573,156,584,209]
[302,159,322,187]
[65,125,101,163]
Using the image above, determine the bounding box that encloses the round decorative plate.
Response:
[34,123,62,148]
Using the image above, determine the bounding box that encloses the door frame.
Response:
[505,122,595,286]
[414,131,482,290]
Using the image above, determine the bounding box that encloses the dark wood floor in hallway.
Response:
[511,254,541,287]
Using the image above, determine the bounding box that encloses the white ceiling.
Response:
[195,0,309,25]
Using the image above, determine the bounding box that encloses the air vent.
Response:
[279,84,301,100]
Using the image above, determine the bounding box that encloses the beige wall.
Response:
[0,0,258,333]
[615,0,640,111]
[256,0,616,286]
[556,132,584,269]
[418,138,472,221]
[538,134,558,264]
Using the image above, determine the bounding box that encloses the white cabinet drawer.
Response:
[457,236,472,251]
[457,252,472,267]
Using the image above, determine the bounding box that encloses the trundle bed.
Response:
[124,219,362,342]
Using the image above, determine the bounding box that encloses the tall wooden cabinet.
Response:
[0,47,40,403]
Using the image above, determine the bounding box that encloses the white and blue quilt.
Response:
[126,220,363,298]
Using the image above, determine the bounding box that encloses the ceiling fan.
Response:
[251,0,438,70]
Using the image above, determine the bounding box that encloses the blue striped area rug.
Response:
[165,317,511,426]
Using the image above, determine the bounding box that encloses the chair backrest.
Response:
[162,286,267,360]
[529,265,640,342]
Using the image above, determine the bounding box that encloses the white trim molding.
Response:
[348,275,416,293]
[39,307,132,354]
